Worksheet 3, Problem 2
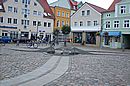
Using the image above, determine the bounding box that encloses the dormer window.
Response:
[120,5,126,14]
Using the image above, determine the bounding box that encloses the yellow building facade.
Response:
[51,6,71,31]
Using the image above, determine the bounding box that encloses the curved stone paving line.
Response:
[45,54,130,86]
[0,46,52,80]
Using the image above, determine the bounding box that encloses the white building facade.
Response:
[71,2,106,46]
[0,0,54,41]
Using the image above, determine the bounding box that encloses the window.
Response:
[38,11,42,16]
[82,11,85,16]
[48,23,51,27]
[34,2,37,6]
[8,6,13,12]
[80,21,83,26]
[93,21,98,26]
[66,21,69,26]
[114,21,119,28]
[44,22,47,27]
[8,18,12,24]
[33,21,36,26]
[106,21,111,28]
[87,10,90,15]
[22,9,30,15]
[87,21,91,26]
[21,19,29,26]
[14,7,18,13]
[120,5,126,14]
[106,14,110,17]
[22,0,30,4]
[14,0,18,2]
[58,11,60,16]
[57,20,60,27]
[62,12,64,17]
[13,19,17,24]
[0,5,3,9]
[74,22,77,26]
[33,11,37,15]
[0,17,3,23]
[62,21,64,26]
[124,20,129,28]
[66,13,69,18]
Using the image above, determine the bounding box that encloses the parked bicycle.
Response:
[26,40,38,49]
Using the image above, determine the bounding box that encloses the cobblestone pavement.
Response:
[45,52,130,86]
[0,44,52,80]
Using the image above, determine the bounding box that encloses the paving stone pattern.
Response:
[45,54,130,86]
[0,45,52,80]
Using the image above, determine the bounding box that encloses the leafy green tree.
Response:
[61,25,71,47]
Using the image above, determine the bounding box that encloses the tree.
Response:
[61,25,71,47]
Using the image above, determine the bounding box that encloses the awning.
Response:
[108,31,121,36]
[101,31,121,36]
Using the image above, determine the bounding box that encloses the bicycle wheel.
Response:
[33,43,38,49]
[26,42,31,48]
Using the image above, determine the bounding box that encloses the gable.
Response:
[71,3,102,19]
[50,0,71,9]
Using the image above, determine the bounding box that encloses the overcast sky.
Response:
[47,0,114,9]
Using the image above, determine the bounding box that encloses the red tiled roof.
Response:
[69,0,78,10]
[108,0,121,12]
[87,2,107,13]
[0,0,5,12]
[39,0,54,19]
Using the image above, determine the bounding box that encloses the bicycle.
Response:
[26,40,38,49]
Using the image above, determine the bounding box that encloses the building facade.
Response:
[0,0,54,41]
[51,6,71,30]
[102,0,130,49]
[50,0,83,15]
[71,2,106,46]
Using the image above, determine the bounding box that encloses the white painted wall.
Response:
[71,3,102,32]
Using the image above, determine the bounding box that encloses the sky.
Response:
[47,0,114,9]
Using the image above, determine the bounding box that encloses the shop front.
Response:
[102,31,121,48]
[73,32,82,43]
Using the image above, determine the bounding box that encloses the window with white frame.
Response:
[8,6,13,12]
[33,21,36,26]
[82,11,85,16]
[14,7,18,13]
[8,18,12,24]
[80,21,83,26]
[124,20,129,28]
[74,22,77,26]
[66,13,69,18]
[13,19,17,24]
[120,5,126,14]
[48,23,51,27]
[87,21,91,26]
[62,12,64,17]
[22,9,30,15]
[33,11,37,15]
[21,19,29,26]
[106,14,110,17]
[38,11,42,16]
[44,22,47,27]
[87,10,90,15]
[58,11,60,16]
[105,21,111,28]
[114,20,119,28]
[62,21,64,26]
[0,17,3,23]
[93,21,98,26]
[66,21,69,26]
[22,0,30,4]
